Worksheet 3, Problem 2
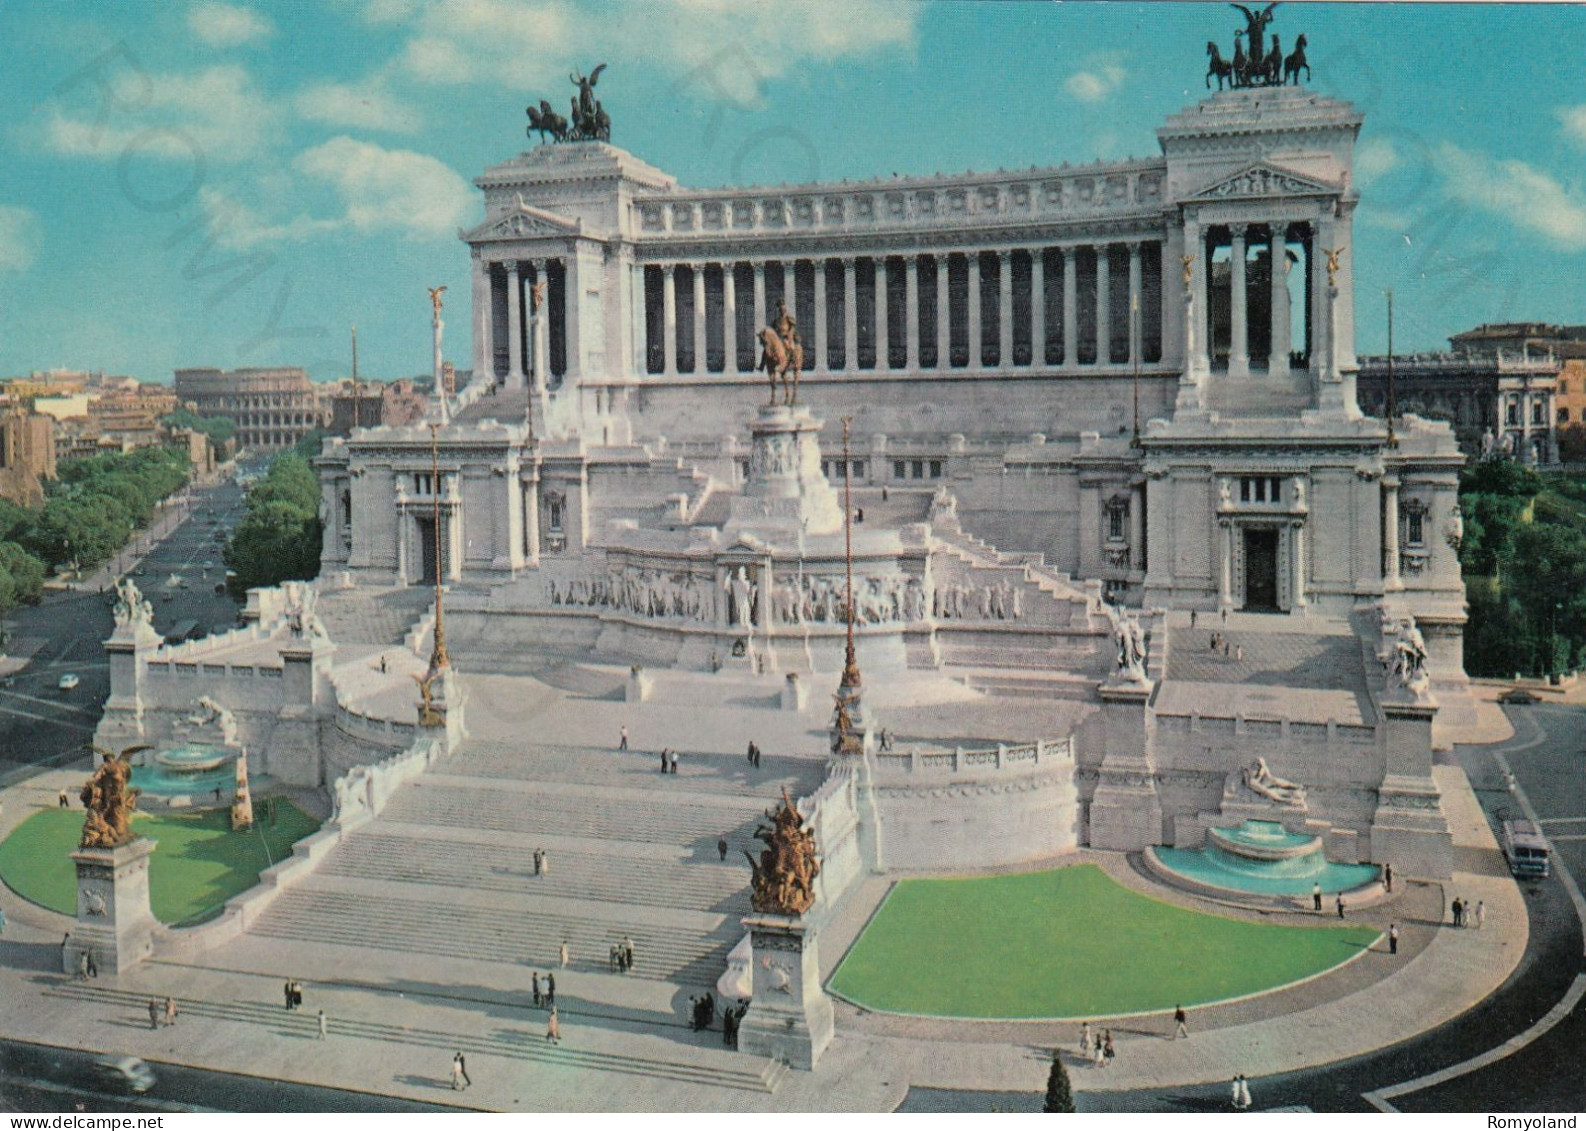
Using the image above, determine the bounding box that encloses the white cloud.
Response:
[197,186,338,252]
[40,64,281,164]
[1065,60,1126,104]
[0,206,41,273]
[294,137,473,239]
[1558,105,1586,147]
[1354,138,1400,186]
[189,2,273,47]
[294,78,422,133]
[380,0,915,99]
[1435,142,1586,249]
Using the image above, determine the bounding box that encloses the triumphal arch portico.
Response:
[315,22,1466,881]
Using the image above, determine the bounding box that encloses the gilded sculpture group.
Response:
[746,789,821,916]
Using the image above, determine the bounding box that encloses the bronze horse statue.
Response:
[1206,41,1234,90]
[526,100,569,143]
[758,327,803,407]
[1283,34,1310,84]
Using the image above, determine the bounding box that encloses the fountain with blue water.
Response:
[130,743,237,806]
[1151,819,1380,898]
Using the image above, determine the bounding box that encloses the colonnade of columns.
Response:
[642,244,1163,377]
[1188,222,1306,379]
[477,258,563,389]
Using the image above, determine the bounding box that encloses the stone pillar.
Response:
[1184,219,1210,391]
[904,255,920,370]
[752,261,767,338]
[967,252,982,369]
[1129,484,1145,574]
[812,258,828,374]
[1269,224,1292,377]
[1088,681,1162,850]
[843,258,859,372]
[1031,248,1046,367]
[692,263,707,375]
[1128,242,1143,368]
[1218,514,1234,612]
[1095,244,1111,366]
[1291,519,1308,610]
[723,262,739,375]
[874,257,890,370]
[471,253,492,381]
[505,261,525,387]
[662,264,678,377]
[560,254,582,387]
[65,839,158,976]
[1229,227,1250,378]
[784,260,798,336]
[997,250,1014,369]
[1383,475,1403,591]
[736,914,835,1070]
[530,260,550,395]
[935,254,950,369]
[1062,247,1078,368]
[1371,699,1454,878]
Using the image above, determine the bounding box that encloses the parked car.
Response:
[1499,688,1541,705]
[57,673,80,691]
[89,1055,157,1094]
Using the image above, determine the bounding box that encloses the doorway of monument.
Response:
[416,517,438,585]
[1242,527,1280,611]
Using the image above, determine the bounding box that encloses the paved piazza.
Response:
[0,5,1571,1116]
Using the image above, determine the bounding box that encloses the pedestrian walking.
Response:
[545,972,556,1008]
[1103,1030,1115,1064]
[1238,1075,1253,1110]
[1174,1004,1188,1039]
[163,997,177,1027]
[451,1052,471,1090]
[752,744,761,768]
[559,939,570,968]
[1475,900,1485,929]
[1093,1041,1106,1069]
[532,972,542,1008]
[1080,1021,1092,1054]
[622,935,634,972]
[718,835,728,861]
[1451,897,1463,928]
[1336,894,1346,919]
[1312,882,1322,912]
[0,905,6,935]
[284,980,294,1011]
[1235,644,1243,662]
[619,724,628,751]
[540,849,550,876]
[1384,862,1393,893]
[746,741,755,765]
[1388,923,1399,955]
[57,788,70,808]
[1221,606,1228,626]
[1231,1075,1244,1110]
[659,748,669,774]
[317,1010,327,1040]
[75,951,89,981]
[1190,608,1198,628]
[546,1007,562,1044]
[668,749,679,774]
[148,999,161,1030]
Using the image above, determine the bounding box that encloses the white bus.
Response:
[1501,818,1551,880]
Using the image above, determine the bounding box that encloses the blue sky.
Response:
[0,1,1582,383]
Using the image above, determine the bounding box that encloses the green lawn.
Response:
[0,803,320,927]
[829,864,1380,1019]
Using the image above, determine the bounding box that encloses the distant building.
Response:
[29,393,91,422]
[327,378,429,436]
[1356,351,1559,465]
[0,408,56,507]
[173,367,328,450]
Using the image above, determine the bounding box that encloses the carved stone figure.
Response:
[79,744,149,849]
[112,577,154,629]
[1392,616,1431,695]
[1241,757,1307,807]
[1444,504,1465,552]
[744,789,821,916]
[1115,613,1148,682]
[1322,247,1343,288]
[759,301,803,406]
[725,566,756,628]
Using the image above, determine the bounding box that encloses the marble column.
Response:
[662,264,678,377]
[471,253,492,381]
[723,262,739,375]
[967,252,982,369]
[1185,220,1210,383]
[1128,242,1143,367]
[1062,248,1078,368]
[1095,244,1111,366]
[1383,476,1403,592]
[1031,249,1046,367]
[753,261,767,338]
[692,263,707,374]
[935,254,950,369]
[1229,227,1250,378]
[875,257,890,370]
[530,259,550,392]
[904,255,920,370]
[998,250,1014,369]
[812,258,828,374]
[1129,483,1145,573]
[1291,520,1308,610]
[505,260,525,387]
[784,260,798,334]
[843,258,858,372]
[1218,517,1234,611]
[1269,224,1291,377]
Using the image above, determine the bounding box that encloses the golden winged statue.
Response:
[79,744,151,849]
[428,286,447,318]
[744,788,821,916]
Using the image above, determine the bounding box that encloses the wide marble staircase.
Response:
[244,738,826,1090]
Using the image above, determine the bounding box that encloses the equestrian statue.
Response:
[526,63,611,143]
[758,298,804,407]
[1206,4,1311,89]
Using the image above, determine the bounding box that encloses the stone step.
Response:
[322,830,753,914]
[45,982,776,1094]
[251,888,736,987]
[937,637,1108,671]
[380,779,775,849]
[949,667,1102,701]
[446,741,824,801]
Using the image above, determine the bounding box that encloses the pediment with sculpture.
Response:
[1190,162,1339,202]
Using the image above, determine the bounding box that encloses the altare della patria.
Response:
[24,6,1541,1113]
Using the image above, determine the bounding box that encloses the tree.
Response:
[1043,1052,1075,1113]
[162,407,236,445]
[1558,423,1586,465]
[223,453,322,597]
[0,542,47,616]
